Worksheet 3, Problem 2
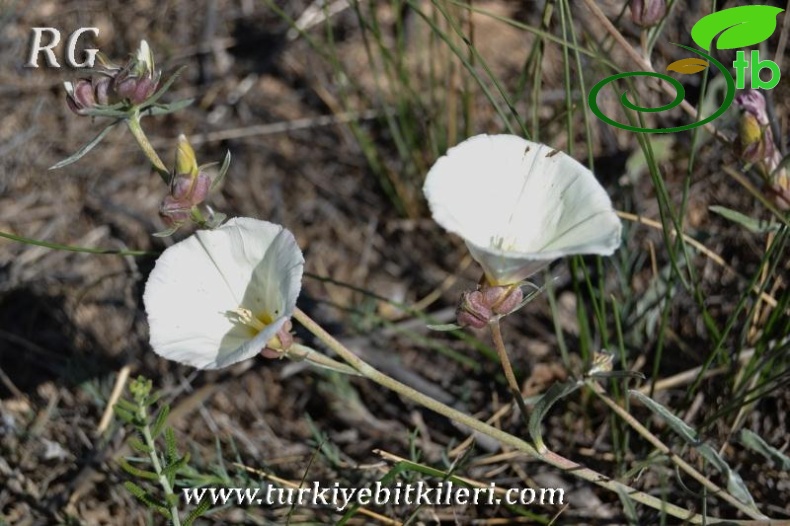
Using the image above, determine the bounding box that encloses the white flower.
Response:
[423,134,622,285]
[143,217,304,369]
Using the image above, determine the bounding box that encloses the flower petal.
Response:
[423,134,621,284]
[143,217,304,369]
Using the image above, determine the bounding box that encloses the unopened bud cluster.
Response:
[65,40,160,115]
[456,285,523,329]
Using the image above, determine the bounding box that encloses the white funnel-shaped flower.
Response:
[143,218,304,369]
[423,134,622,285]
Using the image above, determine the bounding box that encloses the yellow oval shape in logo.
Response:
[666,58,710,74]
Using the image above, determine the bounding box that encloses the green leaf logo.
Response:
[691,5,784,51]
[667,57,709,74]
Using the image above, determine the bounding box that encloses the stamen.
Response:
[227,307,266,332]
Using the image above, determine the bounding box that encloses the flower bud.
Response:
[94,77,111,105]
[160,173,211,226]
[175,134,199,179]
[115,75,159,105]
[735,90,775,164]
[735,90,790,209]
[134,40,156,79]
[113,40,160,105]
[630,0,666,28]
[482,285,524,315]
[456,290,492,329]
[159,136,213,229]
[64,80,96,115]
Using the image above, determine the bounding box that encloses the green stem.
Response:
[489,319,531,426]
[137,402,181,526]
[0,230,152,256]
[126,111,170,183]
[292,308,751,524]
[287,343,361,376]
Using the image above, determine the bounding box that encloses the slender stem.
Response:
[126,111,170,183]
[287,343,361,376]
[587,381,765,519]
[489,319,530,424]
[137,402,181,526]
[292,307,750,524]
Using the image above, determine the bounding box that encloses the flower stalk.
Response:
[126,110,169,182]
[136,401,181,526]
[292,307,751,524]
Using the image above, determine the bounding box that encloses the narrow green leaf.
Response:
[140,66,187,107]
[614,485,640,525]
[151,404,170,439]
[142,98,195,117]
[629,390,700,444]
[119,458,159,481]
[631,391,762,512]
[123,481,172,519]
[0,230,151,257]
[589,370,646,381]
[183,499,212,526]
[49,120,120,170]
[739,429,790,469]
[426,323,463,331]
[144,391,163,407]
[709,205,779,234]
[82,107,130,119]
[162,455,189,480]
[164,428,178,464]
[128,437,154,454]
[113,405,137,425]
[153,224,181,238]
[529,381,581,452]
[123,480,148,500]
[114,398,138,412]
[210,150,232,192]
[721,463,760,511]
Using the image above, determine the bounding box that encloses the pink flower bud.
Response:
[132,75,159,105]
[94,77,111,105]
[631,0,666,28]
[482,285,524,315]
[456,290,492,329]
[65,79,96,115]
[159,195,192,227]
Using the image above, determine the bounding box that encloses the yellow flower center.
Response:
[228,307,288,351]
[228,307,272,333]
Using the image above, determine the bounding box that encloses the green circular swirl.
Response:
[588,44,736,133]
